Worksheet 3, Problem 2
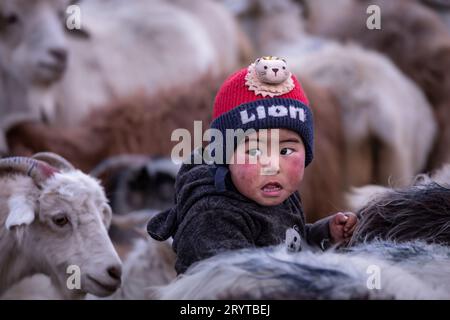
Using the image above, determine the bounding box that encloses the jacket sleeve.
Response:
[305,216,332,250]
[173,209,256,274]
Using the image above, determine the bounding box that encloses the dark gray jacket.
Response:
[147,157,331,274]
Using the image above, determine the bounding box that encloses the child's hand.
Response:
[329,212,358,244]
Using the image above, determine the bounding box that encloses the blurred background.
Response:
[1,0,450,299]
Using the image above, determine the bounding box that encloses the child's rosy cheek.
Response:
[285,156,305,176]
[236,163,260,180]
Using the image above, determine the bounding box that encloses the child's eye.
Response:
[280,148,294,156]
[247,148,262,157]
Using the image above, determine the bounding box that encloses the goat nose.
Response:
[107,265,122,281]
[49,48,68,65]
[272,68,279,74]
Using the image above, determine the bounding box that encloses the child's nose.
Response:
[261,166,280,176]
[260,155,280,175]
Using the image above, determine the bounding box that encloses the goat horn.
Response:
[32,152,75,171]
[0,157,59,185]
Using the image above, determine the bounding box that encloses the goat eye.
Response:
[52,215,69,227]
[282,66,286,70]
[264,66,268,70]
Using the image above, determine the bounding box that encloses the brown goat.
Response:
[304,0,450,170]
[299,77,347,221]
[6,76,218,172]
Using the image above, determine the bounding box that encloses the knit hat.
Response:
[210,56,314,167]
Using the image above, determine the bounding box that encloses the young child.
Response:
[147,56,358,274]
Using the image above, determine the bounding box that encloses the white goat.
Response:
[0,221,176,300]
[54,0,218,126]
[167,0,248,75]
[0,152,122,299]
[0,0,77,153]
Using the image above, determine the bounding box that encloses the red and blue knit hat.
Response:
[210,56,314,167]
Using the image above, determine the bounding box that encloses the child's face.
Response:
[229,129,305,206]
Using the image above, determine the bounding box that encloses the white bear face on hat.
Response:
[255,57,290,84]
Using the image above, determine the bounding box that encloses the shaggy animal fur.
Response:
[7,240,450,300]
[349,164,450,245]
[350,184,450,246]
[152,240,450,300]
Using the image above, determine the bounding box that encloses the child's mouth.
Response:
[261,182,283,196]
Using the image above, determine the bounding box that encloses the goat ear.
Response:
[5,196,36,230]
[102,205,113,229]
